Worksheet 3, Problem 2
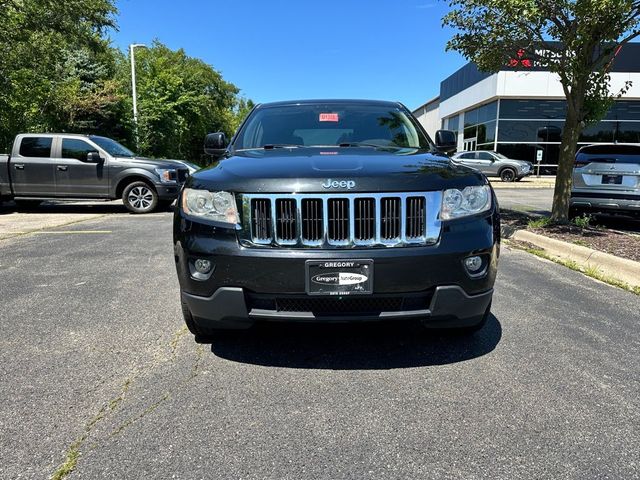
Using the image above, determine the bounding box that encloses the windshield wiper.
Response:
[338,142,405,150]
[263,144,303,150]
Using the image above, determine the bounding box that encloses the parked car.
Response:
[174,99,500,342]
[570,144,640,218]
[451,150,532,182]
[0,134,190,213]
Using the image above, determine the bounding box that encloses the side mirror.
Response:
[204,132,228,156]
[86,151,103,163]
[434,130,457,154]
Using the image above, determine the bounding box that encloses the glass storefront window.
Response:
[464,101,498,127]
[478,102,498,123]
[498,120,565,142]
[496,142,560,167]
[477,143,495,151]
[615,122,640,143]
[464,126,476,139]
[447,115,460,133]
[476,121,496,144]
[464,108,478,127]
[605,102,640,121]
[499,100,567,119]
[579,122,615,142]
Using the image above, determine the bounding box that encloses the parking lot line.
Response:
[31,230,112,234]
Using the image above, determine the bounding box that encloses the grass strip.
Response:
[508,240,640,296]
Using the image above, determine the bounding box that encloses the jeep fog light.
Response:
[464,256,484,274]
[194,259,212,274]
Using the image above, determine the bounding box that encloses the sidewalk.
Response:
[490,175,555,189]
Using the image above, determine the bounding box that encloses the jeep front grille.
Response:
[275,198,297,242]
[406,196,426,240]
[328,198,349,243]
[251,199,272,241]
[241,192,442,249]
[354,198,375,241]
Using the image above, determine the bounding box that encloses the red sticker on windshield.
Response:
[319,113,339,122]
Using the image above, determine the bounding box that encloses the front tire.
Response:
[122,181,158,214]
[500,168,517,182]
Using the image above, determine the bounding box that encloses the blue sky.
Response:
[111,0,467,110]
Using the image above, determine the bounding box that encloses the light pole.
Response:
[129,43,147,148]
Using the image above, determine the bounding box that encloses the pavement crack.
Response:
[50,378,131,480]
[190,344,205,379]
[51,326,200,478]
[169,325,189,361]
[109,392,171,438]
[110,343,205,438]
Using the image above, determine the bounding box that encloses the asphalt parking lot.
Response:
[1,202,639,479]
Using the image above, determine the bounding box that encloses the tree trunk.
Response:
[550,107,583,223]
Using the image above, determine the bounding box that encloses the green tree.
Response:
[233,98,256,131]
[129,41,240,162]
[443,0,640,222]
[0,0,118,150]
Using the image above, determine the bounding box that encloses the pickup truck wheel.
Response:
[499,168,517,182]
[122,181,158,214]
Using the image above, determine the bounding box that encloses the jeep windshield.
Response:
[233,103,432,151]
[90,136,135,158]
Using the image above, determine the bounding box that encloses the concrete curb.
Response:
[509,229,640,288]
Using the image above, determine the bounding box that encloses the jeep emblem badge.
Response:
[322,179,356,189]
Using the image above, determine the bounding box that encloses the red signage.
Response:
[508,49,533,68]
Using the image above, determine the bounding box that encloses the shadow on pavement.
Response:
[210,315,502,370]
[0,200,175,215]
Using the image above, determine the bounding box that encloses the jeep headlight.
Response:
[441,185,491,220]
[155,168,178,184]
[182,188,239,225]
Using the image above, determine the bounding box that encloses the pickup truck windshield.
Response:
[234,104,431,150]
[90,136,135,157]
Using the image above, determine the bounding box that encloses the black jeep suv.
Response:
[174,100,500,342]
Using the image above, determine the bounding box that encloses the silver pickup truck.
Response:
[0,133,190,213]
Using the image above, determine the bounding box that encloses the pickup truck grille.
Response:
[241,192,442,248]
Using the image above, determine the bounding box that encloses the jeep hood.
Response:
[188,148,486,193]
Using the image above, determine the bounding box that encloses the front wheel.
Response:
[122,181,158,214]
[500,168,517,182]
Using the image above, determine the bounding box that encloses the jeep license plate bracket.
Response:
[305,260,373,296]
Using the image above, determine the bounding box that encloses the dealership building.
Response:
[413,44,640,169]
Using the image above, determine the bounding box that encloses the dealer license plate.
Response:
[305,260,373,296]
[602,174,623,185]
